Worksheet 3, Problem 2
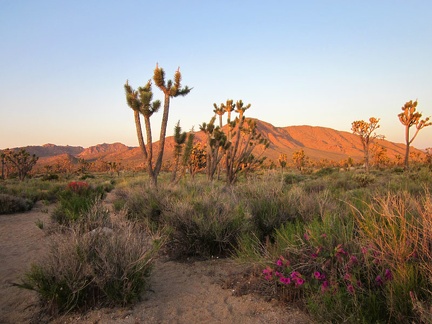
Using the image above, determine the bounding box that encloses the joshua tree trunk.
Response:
[404,124,410,170]
[155,93,170,176]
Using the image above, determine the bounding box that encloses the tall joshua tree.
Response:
[124,65,191,187]
[153,65,191,180]
[398,100,431,169]
[351,117,382,173]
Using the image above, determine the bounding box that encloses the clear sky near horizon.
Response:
[1,0,431,150]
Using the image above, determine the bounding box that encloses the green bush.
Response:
[0,194,34,214]
[51,181,106,226]
[18,202,161,315]
[244,185,432,323]
[352,172,375,187]
[246,191,297,242]
[165,189,248,258]
[42,174,59,181]
[283,173,306,185]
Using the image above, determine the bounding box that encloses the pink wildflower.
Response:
[335,244,347,256]
[347,284,355,294]
[263,266,273,281]
[349,255,358,264]
[276,258,283,267]
[290,271,301,279]
[293,277,305,287]
[280,276,291,285]
[313,271,321,280]
[321,280,329,292]
[375,275,383,286]
[384,269,393,281]
[343,273,351,281]
[304,232,310,241]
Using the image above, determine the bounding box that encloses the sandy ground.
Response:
[0,200,313,324]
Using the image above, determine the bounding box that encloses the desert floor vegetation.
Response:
[1,166,432,322]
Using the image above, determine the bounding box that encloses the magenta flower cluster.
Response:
[263,256,306,288]
[263,233,394,297]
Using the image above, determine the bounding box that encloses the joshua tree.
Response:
[278,153,287,173]
[1,152,5,179]
[202,100,268,184]
[425,148,432,170]
[351,117,382,173]
[124,65,191,187]
[1,149,38,181]
[171,121,187,183]
[398,100,431,169]
[199,117,228,181]
[188,143,206,179]
[292,149,308,171]
[371,144,389,168]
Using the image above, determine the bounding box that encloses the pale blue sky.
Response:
[1,0,431,149]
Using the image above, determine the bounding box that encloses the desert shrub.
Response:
[330,172,359,192]
[51,181,106,226]
[352,172,375,187]
[302,178,327,193]
[247,195,295,242]
[254,188,432,323]
[79,173,95,180]
[0,194,34,214]
[314,167,336,177]
[262,216,392,323]
[42,174,59,181]
[283,173,306,185]
[18,202,161,315]
[286,185,320,222]
[123,186,168,226]
[164,188,248,258]
[354,191,432,321]
[0,178,66,203]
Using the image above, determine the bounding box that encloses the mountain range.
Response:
[15,119,421,171]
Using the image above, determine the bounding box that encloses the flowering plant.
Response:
[67,181,90,194]
[263,232,393,304]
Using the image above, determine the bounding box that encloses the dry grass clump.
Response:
[354,190,432,320]
[17,201,162,316]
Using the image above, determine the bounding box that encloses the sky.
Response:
[1,0,431,150]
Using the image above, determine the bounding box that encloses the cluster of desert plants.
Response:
[231,169,432,323]
[51,180,113,226]
[7,145,431,322]
[112,180,248,258]
[18,201,162,315]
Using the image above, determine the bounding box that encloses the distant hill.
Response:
[78,143,131,160]
[16,143,84,158]
[253,119,410,162]
[15,119,423,172]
